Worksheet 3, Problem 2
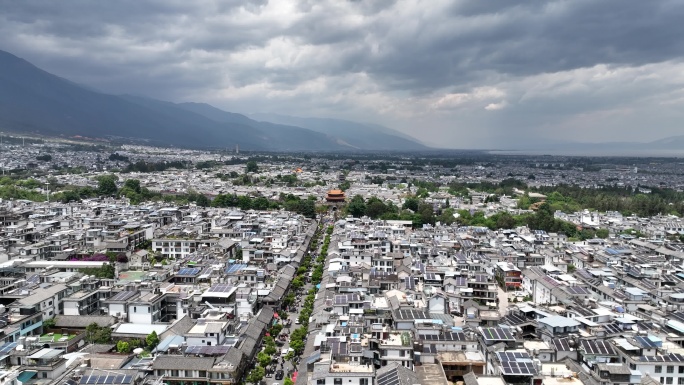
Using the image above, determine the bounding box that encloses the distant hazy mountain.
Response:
[0,49,356,151]
[174,102,352,152]
[505,135,684,156]
[249,113,428,151]
[647,135,684,150]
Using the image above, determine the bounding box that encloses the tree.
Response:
[437,208,456,225]
[246,161,259,173]
[283,292,296,308]
[417,203,435,225]
[366,197,389,219]
[61,190,81,203]
[284,378,294,385]
[237,195,252,210]
[86,323,112,344]
[195,194,210,207]
[289,338,304,354]
[123,179,141,193]
[269,323,283,337]
[347,195,366,218]
[253,197,270,210]
[245,366,265,384]
[402,196,419,212]
[291,277,304,290]
[97,175,118,196]
[298,199,316,218]
[80,263,115,279]
[494,212,516,229]
[257,351,271,367]
[595,228,609,239]
[264,343,277,356]
[116,340,131,353]
[43,318,56,330]
[146,330,160,348]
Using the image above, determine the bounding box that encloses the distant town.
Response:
[2,139,684,385]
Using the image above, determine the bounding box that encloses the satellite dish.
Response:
[133,348,144,355]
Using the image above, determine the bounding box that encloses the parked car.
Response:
[275,370,284,380]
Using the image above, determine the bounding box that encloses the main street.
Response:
[264,215,330,385]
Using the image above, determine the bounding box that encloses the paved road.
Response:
[498,286,510,316]
[264,217,327,385]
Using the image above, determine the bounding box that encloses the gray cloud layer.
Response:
[1,0,683,148]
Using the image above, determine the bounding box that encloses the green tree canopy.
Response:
[246,160,259,173]
[195,194,210,207]
[257,351,271,367]
[146,331,160,348]
[402,196,419,212]
[116,340,131,353]
[246,366,265,384]
[123,179,141,193]
[347,195,366,217]
[97,175,118,196]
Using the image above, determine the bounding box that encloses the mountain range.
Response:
[248,113,428,151]
[0,49,426,151]
[507,136,684,156]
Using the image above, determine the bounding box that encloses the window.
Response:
[668,366,675,374]
[334,379,342,385]
[171,370,179,377]
[666,378,673,385]
[680,366,684,374]
[317,380,325,385]
[134,307,137,313]
[656,366,663,373]
[360,379,369,385]
[678,378,684,385]
[198,371,206,378]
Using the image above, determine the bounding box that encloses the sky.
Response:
[1,0,684,149]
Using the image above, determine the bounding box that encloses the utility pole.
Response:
[45,181,50,203]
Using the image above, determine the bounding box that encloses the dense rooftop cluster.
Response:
[1,143,684,385]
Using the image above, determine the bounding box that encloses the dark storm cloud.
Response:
[1,0,683,147]
[334,0,684,93]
